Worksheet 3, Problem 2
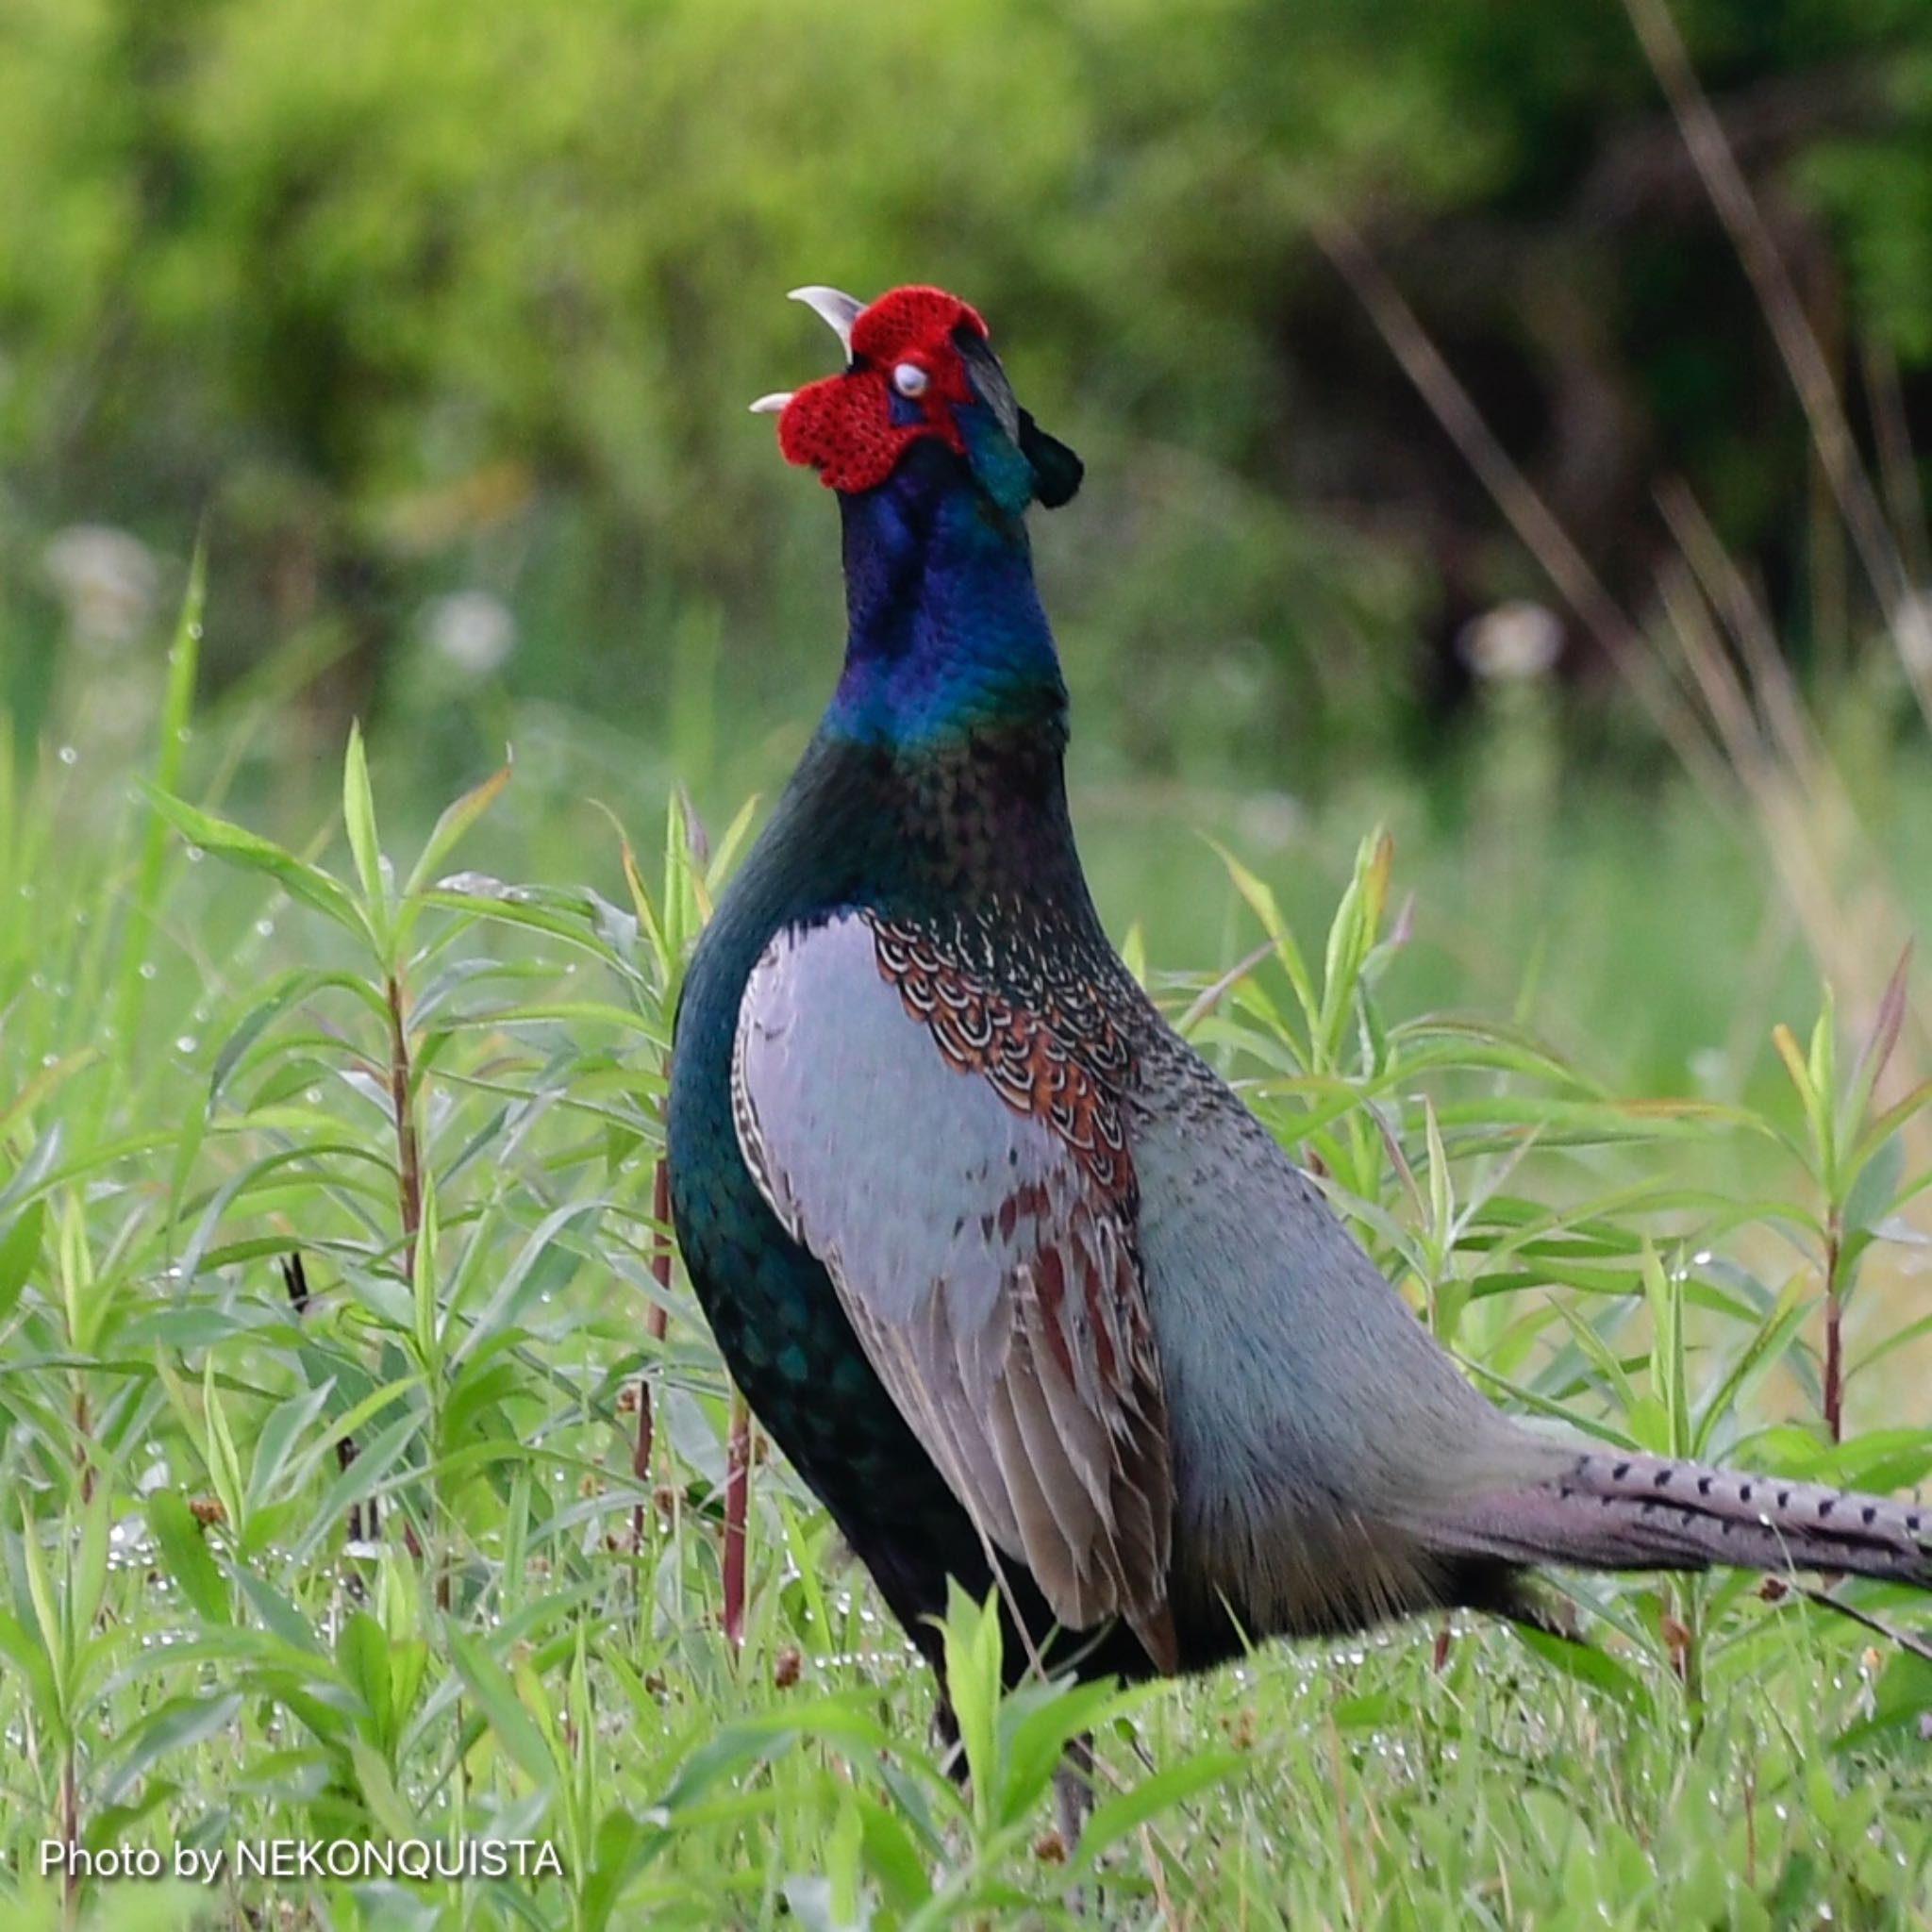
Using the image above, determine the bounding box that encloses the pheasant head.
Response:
[753,284,1083,515]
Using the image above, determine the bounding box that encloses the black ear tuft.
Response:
[1017,409,1083,508]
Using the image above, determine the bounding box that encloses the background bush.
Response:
[5,0,1932,791]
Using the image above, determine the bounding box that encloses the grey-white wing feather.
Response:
[731,913,1174,1661]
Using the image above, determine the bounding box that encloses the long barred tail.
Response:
[1445,1449,1932,1590]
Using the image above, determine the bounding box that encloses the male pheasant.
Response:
[666,282,1929,1706]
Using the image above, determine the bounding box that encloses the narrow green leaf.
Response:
[342,720,385,918]
[1514,1626,1653,1712]
[98,1691,243,1808]
[1693,1274,1811,1457]
[999,1676,1139,1829]
[207,973,329,1112]
[937,1585,1000,1826]
[1848,1076,1932,1181]
[1641,1244,1690,1459]
[18,1508,67,1704]
[1549,1299,1640,1412]
[244,1380,339,1513]
[405,757,512,899]
[705,793,762,889]
[147,1491,230,1625]
[1424,1096,1452,1253]
[448,1196,603,1365]
[233,1572,325,1655]
[202,1356,247,1540]
[0,1606,58,1714]
[146,790,371,944]
[1771,1023,1814,1115]
[1208,837,1318,1036]
[292,1410,425,1563]
[448,1627,559,1791]
[73,1482,110,1639]
[1072,1749,1242,1874]
[337,1609,393,1740]
[0,1200,45,1325]
[347,1736,423,1842]
[0,1053,97,1143]
[852,1792,932,1912]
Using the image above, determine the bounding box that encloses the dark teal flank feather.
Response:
[665,416,1131,1675]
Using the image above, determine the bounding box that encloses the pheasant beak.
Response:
[789,285,863,353]
[745,285,865,414]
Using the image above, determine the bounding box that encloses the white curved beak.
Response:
[748,392,792,415]
[787,285,865,355]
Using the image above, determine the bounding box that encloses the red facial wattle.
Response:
[774,285,989,493]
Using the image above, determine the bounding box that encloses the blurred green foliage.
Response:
[4,0,1932,799]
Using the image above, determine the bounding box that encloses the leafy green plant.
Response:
[0,591,1928,1924]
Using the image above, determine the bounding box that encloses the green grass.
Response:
[1,618,1929,1930]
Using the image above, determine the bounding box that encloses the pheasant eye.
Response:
[891,361,929,399]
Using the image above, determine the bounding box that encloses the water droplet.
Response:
[42,1053,58,1068]
[57,744,77,766]
[138,962,158,981]
[18,883,35,901]
[185,844,205,863]
[175,1035,198,1055]
[255,919,275,938]
[187,622,204,641]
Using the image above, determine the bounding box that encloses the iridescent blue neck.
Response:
[823,439,1066,749]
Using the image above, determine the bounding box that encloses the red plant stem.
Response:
[722,1388,751,1648]
[385,971,440,1600]
[75,1390,92,1505]
[61,1753,78,1919]
[632,1155,673,1550]
[386,973,423,1281]
[1823,1217,1843,1443]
